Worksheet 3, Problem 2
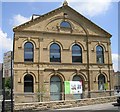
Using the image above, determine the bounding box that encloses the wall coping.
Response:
[15,96,116,105]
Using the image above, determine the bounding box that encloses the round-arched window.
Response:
[73,75,82,81]
[98,74,106,90]
[72,44,82,63]
[50,43,61,62]
[50,76,62,101]
[72,75,83,99]
[60,21,71,28]
[24,42,34,62]
[24,74,34,92]
[96,45,104,64]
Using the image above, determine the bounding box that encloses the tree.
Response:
[5,77,11,89]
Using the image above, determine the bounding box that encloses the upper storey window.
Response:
[60,21,71,28]
[50,43,61,62]
[96,45,104,64]
[72,44,82,63]
[24,42,34,62]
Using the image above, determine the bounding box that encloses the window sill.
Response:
[24,62,34,64]
[23,92,34,95]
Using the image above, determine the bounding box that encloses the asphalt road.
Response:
[46,102,120,112]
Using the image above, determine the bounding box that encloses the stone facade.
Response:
[13,3,114,103]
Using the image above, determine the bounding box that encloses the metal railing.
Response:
[0,89,13,112]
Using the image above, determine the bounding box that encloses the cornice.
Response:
[14,30,110,38]
[14,62,113,66]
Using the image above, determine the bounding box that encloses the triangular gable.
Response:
[13,4,111,38]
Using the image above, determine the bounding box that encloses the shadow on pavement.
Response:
[45,110,119,112]
[112,103,120,107]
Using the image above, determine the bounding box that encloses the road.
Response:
[46,102,120,112]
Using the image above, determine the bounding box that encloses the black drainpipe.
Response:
[86,34,91,98]
[38,37,40,102]
[107,41,111,96]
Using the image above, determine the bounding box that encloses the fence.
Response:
[0,89,13,112]
[0,95,2,112]
[0,90,2,112]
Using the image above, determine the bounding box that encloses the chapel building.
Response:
[13,1,114,102]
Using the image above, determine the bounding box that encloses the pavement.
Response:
[45,102,120,112]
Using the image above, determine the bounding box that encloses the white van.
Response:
[114,86,120,104]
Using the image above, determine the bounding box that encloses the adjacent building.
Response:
[3,51,13,78]
[0,63,2,93]
[0,63,2,112]
[13,2,114,103]
[114,71,120,87]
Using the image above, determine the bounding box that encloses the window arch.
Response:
[50,43,61,62]
[24,42,34,62]
[60,21,71,28]
[96,45,104,63]
[24,74,34,92]
[72,44,82,63]
[98,74,106,90]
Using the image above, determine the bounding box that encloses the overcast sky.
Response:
[0,0,119,71]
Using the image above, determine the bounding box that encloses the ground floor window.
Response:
[24,74,33,92]
[72,75,83,99]
[98,74,106,90]
[50,75,62,101]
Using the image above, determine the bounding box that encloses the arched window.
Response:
[24,42,34,62]
[72,44,82,63]
[72,75,83,99]
[60,21,71,28]
[73,75,82,81]
[50,76,62,101]
[50,43,61,62]
[96,45,104,63]
[24,74,33,92]
[98,74,106,90]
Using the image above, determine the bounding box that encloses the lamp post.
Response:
[2,77,5,112]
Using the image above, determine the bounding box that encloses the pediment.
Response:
[13,5,111,38]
